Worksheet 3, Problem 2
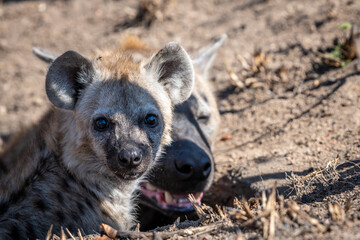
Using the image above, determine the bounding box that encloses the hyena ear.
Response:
[32,47,58,63]
[147,42,194,105]
[192,34,227,79]
[46,50,94,110]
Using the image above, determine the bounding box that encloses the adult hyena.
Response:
[138,35,226,228]
[0,37,194,239]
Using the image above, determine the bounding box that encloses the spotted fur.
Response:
[0,37,194,239]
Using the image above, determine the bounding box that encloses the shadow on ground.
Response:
[235,159,360,203]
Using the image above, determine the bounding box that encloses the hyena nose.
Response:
[118,148,142,168]
[174,150,211,181]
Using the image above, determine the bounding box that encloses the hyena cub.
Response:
[0,37,194,239]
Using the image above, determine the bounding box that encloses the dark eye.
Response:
[94,117,109,131]
[197,115,210,123]
[144,114,158,127]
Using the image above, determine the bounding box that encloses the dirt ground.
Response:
[1,0,360,239]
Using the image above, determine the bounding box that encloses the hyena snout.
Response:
[174,143,211,181]
[107,141,151,180]
[118,145,143,168]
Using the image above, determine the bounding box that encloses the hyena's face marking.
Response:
[45,42,194,181]
[78,80,165,180]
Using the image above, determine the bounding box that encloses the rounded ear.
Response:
[46,50,94,110]
[146,42,194,105]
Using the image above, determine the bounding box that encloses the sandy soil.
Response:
[1,0,360,239]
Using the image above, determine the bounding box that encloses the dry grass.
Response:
[41,178,360,240]
[78,184,355,240]
[221,47,286,90]
[318,24,360,67]
[121,0,176,29]
[43,157,360,240]
[285,156,340,197]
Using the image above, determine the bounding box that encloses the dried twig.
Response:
[328,202,345,223]
[135,223,141,232]
[233,197,242,209]
[228,208,249,221]
[98,221,231,240]
[45,225,53,240]
[99,224,118,239]
[216,204,226,219]
[220,52,245,89]
[268,209,276,240]
[60,227,66,240]
[345,199,351,213]
[287,201,326,232]
[241,209,271,227]
[267,185,277,240]
[242,197,254,219]
[65,228,76,240]
[188,194,209,222]
[77,229,84,240]
[236,54,251,70]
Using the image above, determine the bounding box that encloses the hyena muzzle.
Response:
[0,37,194,239]
[138,35,226,228]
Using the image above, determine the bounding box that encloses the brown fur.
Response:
[0,36,194,239]
[95,35,154,78]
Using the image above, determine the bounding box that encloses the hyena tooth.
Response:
[146,182,156,191]
[164,191,173,203]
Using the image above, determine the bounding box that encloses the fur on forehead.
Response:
[75,61,174,146]
[94,52,143,80]
[93,36,154,80]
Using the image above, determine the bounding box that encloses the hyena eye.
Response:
[94,117,110,131]
[144,114,158,127]
[197,114,210,123]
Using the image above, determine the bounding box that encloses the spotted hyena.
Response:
[0,37,194,239]
[138,35,226,228]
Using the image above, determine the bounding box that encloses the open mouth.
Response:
[140,182,203,212]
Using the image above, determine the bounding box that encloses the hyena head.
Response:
[46,42,194,181]
[139,35,226,217]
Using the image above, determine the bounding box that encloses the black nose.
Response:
[174,150,212,181]
[118,147,142,168]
